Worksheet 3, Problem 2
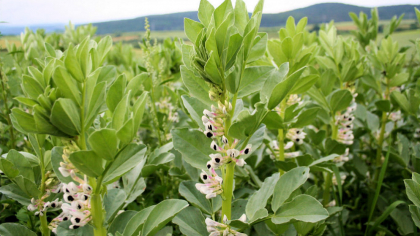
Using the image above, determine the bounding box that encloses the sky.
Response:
[1,0,419,26]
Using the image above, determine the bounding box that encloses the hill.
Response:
[91,3,420,35]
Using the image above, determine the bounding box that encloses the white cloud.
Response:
[0,0,419,26]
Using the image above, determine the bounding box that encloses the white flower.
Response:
[196,169,223,199]
[286,128,306,145]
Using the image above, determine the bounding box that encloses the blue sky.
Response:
[1,0,419,26]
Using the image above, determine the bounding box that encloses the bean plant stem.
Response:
[222,161,235,220]
[35,135,50,236]
[277,100,287,174]
[221,92,238,221]
[90,193,106,236]
[149,86,163,146]
[323,115,338,206]
[374,78,390,184]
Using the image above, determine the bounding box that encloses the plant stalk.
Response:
[221,161,235,220]
[90,193,106,236]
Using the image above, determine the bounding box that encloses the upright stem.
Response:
[323,115,338,206]
[221,92,238,221]
[149,86,163,146]
[374,78,390,183]
[277,131,285,175]
[90,193,106,236]
[222,162,235,220]
[277,100,287,174]
[373,111,387,181]
[35,135,50,236]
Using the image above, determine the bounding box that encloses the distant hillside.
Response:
[91,3,420,35]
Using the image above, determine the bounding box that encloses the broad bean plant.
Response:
[1,1,420,236]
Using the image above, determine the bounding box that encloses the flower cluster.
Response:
[389,110,402,122]
[49,172,92,233]
[202,101,231,138]
[206,215,247,236]
[333,148,350,163]
[286,128,306,145]
[156,97,179,123]
[196,169,223,199]
[275,94,301,114]
[206,139,250,169]
[59,141,80,177]
[27,193,62,217]
[267,141,300,160]
[335,104,356,145]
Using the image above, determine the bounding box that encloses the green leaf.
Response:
[184,18,204,43]
[267,67,306,109]
[0,184,31,205]
[123,206,156,236]
[179,181,212,215]
[142,143,175,177]
[181,66,213,106]
[181,95,208,130]
[229,103,267,140]
[226,47,244,93]
[246,173,280,219]
[262,111,284,129]
[234,0,248,35]
[28,66,45,88]
[405,179,420,208]
[237,66,274,98]
[409,205,420,229]
[142,199,189,236]
[260,63,289,102]
[65,44,84,82]
[69,150,103,177]
[198,0,215,28]
[248,32,268,63]
[0,158,19,179]
[307,87,329,112]
[327,89,352,113]
[6,150,34,181]
[213,0,233,28]
[289,74,319,95]
[103,144,147,184]
[172,128,213,169]
[132,92,148,137]
[107,74,127,114]
[22,75,44,100]
[272,167,310,212]
[204,51,223,85]
[14,176,39,198]
[293,107,320,128]
[375,100,391,112]
[105,189,127,223]
[0,223,37,236]
[53,66,81,105]
[10,108,38,133]
[172,207,208,236]
[116,118,134,145]
[272,195,329,224]
[112,92,130,131]
[50,98,81,136]
[85,82,107,129]
[88,128,118,161]
[391,91,410,113]
[109,211,137,236]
